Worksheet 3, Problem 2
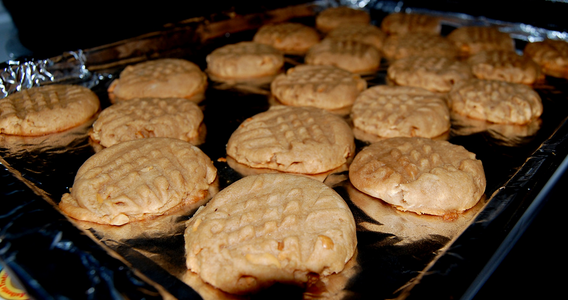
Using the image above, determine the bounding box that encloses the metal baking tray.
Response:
[1,1,568,299]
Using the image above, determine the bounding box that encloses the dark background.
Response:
[2,0,567,59]
[473,168,567,300]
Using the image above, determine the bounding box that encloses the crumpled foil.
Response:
[0,50,95,98]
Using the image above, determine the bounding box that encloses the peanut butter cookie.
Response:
[185,173,357,294]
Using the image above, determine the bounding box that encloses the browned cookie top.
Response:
[316,6,370,33]
[349,137,486,216]
[448,79,543,125]
[60,137,217,225]
[380,12,441,36]
[227,105,355,174]
[271,64,367,110]
[107,58,208,103]
[0,84,100,136]
[90,97,204,148]
[524,39,568,79]
[185,173,357,294]
[305,38,382,73]
[351,85,450,138]
[206,41,284,80]
[253,22,321,55]
[467,50,541,84]
[447,26,515,57]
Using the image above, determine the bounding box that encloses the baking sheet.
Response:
[1,1,568,299]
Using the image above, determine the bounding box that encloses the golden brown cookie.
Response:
[0,84,100,136]
[523,39,568,79]
[349,137,486,216]
[305,39,381,73]
[380,12,441,36]
[270,64,367,110]
[59,137,217,225]
[90,97,205,148]
[315,6,370,33]
[107,58,208,103]
[325,23,387,51]
[253,22,321,55]
[206,41,284,80]
[448,79,543,125]
[447,26,515,57]
[351,85,450,138]
[387,55,473,93]
[381,33,459,61]
[184,173,357,294]
[467,50,541,84]
[226,105,355,174]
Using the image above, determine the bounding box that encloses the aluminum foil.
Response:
[1,1,568,299]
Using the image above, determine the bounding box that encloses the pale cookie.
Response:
[325,23,387,51]
[271,64,367,110]
[447,26,515,57]
[467,50,541,84]
[0,84,100,136]
[349,137,486,216]
[184,173,357,294]
[253,22,321,55]
[206,41,284,80]
[351,86,450,138]
[382,33,458,61]
[380,12,441,36]
[226,105,355,174]
[447,79,543,125]
[315,6,370,33]
[305,39,381,73]
[90,97,205,148]
[387,55,473,93]
[59,137,217,226]
[523,39,568,79]
[107,58,208,103]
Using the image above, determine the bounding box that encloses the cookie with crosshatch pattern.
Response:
[447,78,543,125]
[305,38,381,73]
[107,58,208,103]
[351,85,450,138]
[447,26,515,57]
[206,41,284,80]
[315,6,370,33]
[59,137,217,226]
[270,64,367,110]
[324,23,387,51]
[184,173,357,294]
[253,22,321,55]
[467,50,541,84]
[90,97,205,148]
[523,38,568,79]
[0,84,100,136]
[380,12,441,36]
[349,137,486,216]
[387,55,473,93]
[382,32,459,61]
[226,105,355,174]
